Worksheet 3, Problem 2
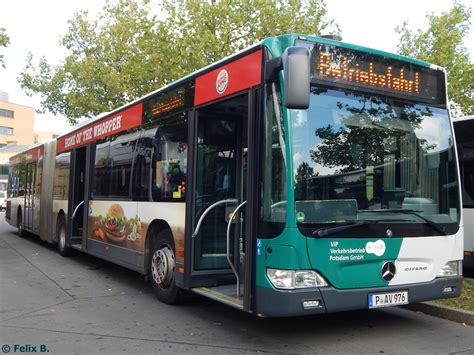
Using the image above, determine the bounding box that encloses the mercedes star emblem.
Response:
[381,261,396,281]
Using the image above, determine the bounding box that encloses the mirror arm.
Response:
[264,57,283,83]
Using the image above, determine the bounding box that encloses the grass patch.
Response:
[433,278,474,312]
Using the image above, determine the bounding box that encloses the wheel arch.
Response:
[144,219,174,273]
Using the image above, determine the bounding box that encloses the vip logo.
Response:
[366,240,386,257]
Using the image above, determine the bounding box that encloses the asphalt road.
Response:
[0,214,473,355]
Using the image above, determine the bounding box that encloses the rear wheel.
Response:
[57,215,72,257]
[149,229,183,304]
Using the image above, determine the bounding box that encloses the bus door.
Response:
[189,93,256,310]
[24,162,36,230]
[69,146,88,247]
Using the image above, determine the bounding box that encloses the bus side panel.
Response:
[6,197,22,229]
[463,208,474,269]
[86,201,185,272]
[39,141,57,243]
[137,202,186,264]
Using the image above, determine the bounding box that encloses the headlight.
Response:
[267,269,329,289]
[437,260,462,277]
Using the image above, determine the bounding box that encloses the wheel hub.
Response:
[151,245,175,288]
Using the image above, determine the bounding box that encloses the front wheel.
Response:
[149,230,183,304]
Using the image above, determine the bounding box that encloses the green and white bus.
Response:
[6,34,463,316]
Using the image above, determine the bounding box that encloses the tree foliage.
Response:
[0,27,10,68]
[19,0,338,124]
[396,1,474,116]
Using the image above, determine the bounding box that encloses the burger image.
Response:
[103,204,127,242]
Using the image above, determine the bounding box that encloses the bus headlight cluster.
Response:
[267,269,329,289]
[437,260,462,277]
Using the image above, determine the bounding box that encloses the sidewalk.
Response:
[405,301,474,326]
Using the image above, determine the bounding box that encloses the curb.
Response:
[404,302,474,326]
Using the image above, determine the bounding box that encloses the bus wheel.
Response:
[17,211,24,237]
[149,230,183,304]
[57,216,72,257]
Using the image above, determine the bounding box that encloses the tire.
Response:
[149,229,183,304]
[17,210,24,237]
[57,215,72,257]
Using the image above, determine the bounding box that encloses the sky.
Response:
[0,0,473,134]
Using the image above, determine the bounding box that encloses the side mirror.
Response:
[283,46,310,109]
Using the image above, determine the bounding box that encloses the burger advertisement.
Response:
[89,202,146,251]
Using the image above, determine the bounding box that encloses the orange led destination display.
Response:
[306,42,445,104]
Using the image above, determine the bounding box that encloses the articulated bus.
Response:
[453,116,474,272]
[6,34,463,316]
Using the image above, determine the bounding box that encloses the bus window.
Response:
[93,138,111,198]
[259,81,287,236]
[53,152,70,200]
[92,131,140,199]
[109,134,137,197]
[132,135,153,201]
[149,113,188,202]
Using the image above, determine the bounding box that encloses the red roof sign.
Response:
[56,103,143,153]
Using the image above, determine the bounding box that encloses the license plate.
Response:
[368,291,408,309]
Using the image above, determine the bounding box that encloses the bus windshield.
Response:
[291,87,460,237]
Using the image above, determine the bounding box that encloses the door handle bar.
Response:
[72,200,85,219]
[192,198,237,238]
[226,200,247,298]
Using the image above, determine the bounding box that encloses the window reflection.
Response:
[291,88,459,227]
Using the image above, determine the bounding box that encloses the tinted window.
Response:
[132,133,153,201]
[142,113,188,202]
[9,163,26,198]
[92,130,140,199]
[53,153,70,199]
[259,81,287,237]
[93,139,111,197]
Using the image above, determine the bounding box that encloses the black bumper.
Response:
[255,277,463,317]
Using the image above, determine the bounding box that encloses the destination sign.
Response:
[143,82,194,123]
[302,41,445,104]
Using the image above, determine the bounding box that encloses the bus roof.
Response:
[49,33,445,142]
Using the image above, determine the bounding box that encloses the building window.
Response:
[0,126,13,135]
[0,109,14,118]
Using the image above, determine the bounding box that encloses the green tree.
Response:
[0,27,10,68]
[396,1,474,116]
[19,0,338,124]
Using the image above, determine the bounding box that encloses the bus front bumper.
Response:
[255,276,462,317]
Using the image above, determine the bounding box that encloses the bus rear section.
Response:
[252,35,463,316]
[453,116,474,271]
[6,141,56,243]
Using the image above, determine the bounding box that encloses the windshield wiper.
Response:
[312,220,373,237]
[358,209,448,236]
